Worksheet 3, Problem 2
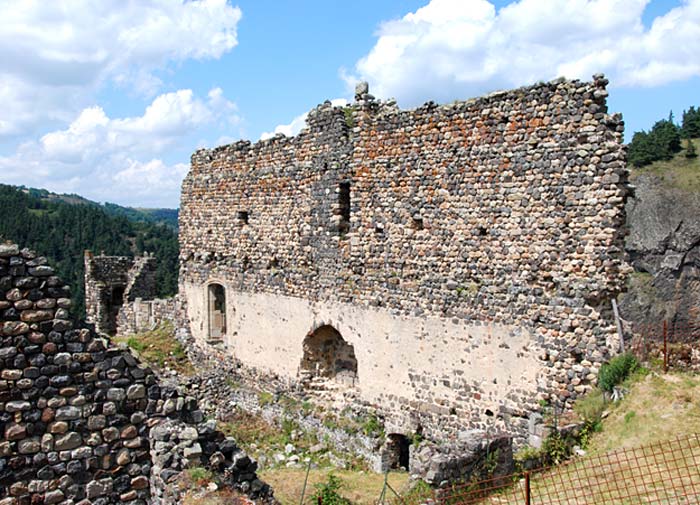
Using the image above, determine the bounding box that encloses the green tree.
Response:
[682,106,700,139]
[650,118,682,160]
[0,184,179,317]
[628,131,656,167]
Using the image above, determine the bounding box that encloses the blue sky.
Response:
[0,0,698,208]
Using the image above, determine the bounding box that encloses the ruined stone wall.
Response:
[0,243,273,504]
[84,252,170,337]
[178,75,630,444]
[116,297,179,337]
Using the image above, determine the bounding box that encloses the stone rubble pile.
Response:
[0,242,274,504]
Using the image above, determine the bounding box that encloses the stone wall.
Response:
[0,242,274,504]
[116,298,179,337]
[178,75,631,445]
[84,252,177,337]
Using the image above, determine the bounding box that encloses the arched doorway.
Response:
[385,434,410,470]
[208,283,226,340]
[300,325,357,382]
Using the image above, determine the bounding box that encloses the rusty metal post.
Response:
[525,471,531,505]
[318,496,322,505]
[663,320,668,372]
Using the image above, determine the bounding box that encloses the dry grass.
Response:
[631,137,700,192]
[113,322,194,376]
[587,372,700,453]
[260,468,409,504]
[181,486,254,505]
[445,371,700,505]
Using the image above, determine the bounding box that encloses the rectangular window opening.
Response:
[338,182,351,234]
[238,211,249,225]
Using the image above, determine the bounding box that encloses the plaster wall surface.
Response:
[182,282,541,438]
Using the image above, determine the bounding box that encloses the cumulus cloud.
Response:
[0,88,238,207]
[348,0,700,106]
[0,0,242,137]
[260,98,349,140]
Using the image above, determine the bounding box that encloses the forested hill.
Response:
[0,184,179,318]
[20,186,179,230]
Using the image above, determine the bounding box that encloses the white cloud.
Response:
[0,88,238,207]
[260,98,349,140]
[348,0,700,106]
[0,0,241,137]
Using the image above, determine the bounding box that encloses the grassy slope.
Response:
[630,137,700,191]
[511,370,700,504]
[585,371,700,453]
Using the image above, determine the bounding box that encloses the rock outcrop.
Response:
[620,174,700,339]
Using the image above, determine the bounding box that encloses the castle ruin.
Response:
[176,75,631,445]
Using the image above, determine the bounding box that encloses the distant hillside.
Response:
[0,184,179,318]
[18,185,179,230]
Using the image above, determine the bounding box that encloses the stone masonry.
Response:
[178,74,631,446]
[84,252,176,337]
[0,242,274,504]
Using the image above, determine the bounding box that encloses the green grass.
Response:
[631,137,700,191]
[260,468,409,505]
[462,371,700,505]
[113,322,193,376]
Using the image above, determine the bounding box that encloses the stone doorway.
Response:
[385,434,410,470]
[101,285,125,335]
[300,325,357,384]
[208,283,226,341]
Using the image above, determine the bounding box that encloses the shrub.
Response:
[311,474,352,505]
[187,466,214,484]
[598,353,639,393]
[541,431,569,465]
[258,391,274,406]
[399,479,433,503]
[361,413,384,437]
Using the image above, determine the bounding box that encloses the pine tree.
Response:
[686,139,698,159]
[628,131,656,167]
[682,106,700,139]
[648,119,681,160]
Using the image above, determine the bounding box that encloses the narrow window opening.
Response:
[477,226,487,236]
[238,211,249,225]
[338,182,351,234]
[411,215,424,231]
[208,283,226,341]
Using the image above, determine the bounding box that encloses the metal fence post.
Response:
[525,471,531,505]
[299,459,312,505]
[663,320,668,372]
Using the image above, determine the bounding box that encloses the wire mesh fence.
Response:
[417,434,700,505]
[629,319,700,371]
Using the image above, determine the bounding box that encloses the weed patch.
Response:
[114,322,194,376]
